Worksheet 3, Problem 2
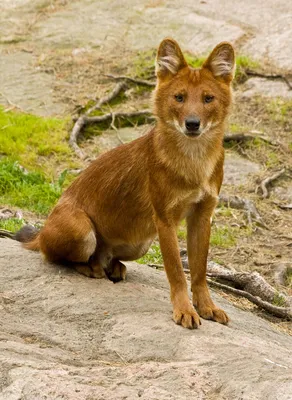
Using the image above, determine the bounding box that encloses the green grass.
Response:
[210,225,238,248]
[0,217,26,232]
[130,49,156,79]
[0,160,65,215]
[137,243,163,265]
[184,53,205,69]
[131,49,260,86]
[265,99,292,126]
[0,106,78,178]
[246,137,281,167]
[229,122,250,134]
[272,292,287,307]
[215,205,234,218]
[177,226,187,240]
[0,107,81,215]
[137,222,246,265]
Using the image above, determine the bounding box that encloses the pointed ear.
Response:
[155,38,187,80]
[203,42,235,83]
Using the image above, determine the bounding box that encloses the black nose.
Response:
[185,117,200,132]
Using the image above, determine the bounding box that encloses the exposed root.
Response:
[0,229,15,239]
[207,280,292,320]
[273,202,292,210]
[69,81,128,159]
[81,110,153,125]
[224,133,279,147]
[180,257,292,319]
[257,168,286,199]
[218,194,267,228]
[86,81,128,115]
[69,115,87,159]
[206,270,290,306]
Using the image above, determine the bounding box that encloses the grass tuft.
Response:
[0,160,64,215]
[0,106,78,178]
[137,243,163,265]
[273,292,287,307]
[0,218,26,232]
[210,225,238,248]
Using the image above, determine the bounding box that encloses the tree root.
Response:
[0,229,15,239]
[256,168,286,199]
[69,70,290,159]
[275,203,292,210]
[181,257,292,319]
[224,132,280,147]
[207,279,292,320]
[151,256,292,319]
[69,81,128,159]
[218,194,267,228]
[206,269,289,306]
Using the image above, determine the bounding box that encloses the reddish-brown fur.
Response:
[23,38,235,328]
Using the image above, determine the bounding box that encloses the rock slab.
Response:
[0,238,292,399]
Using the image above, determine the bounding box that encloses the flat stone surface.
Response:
[0,52,67,116]
[0,0,292,116]
[95,125,150,152]
[223,151,260,186]
[272,182,292,204]
[241,77,292,100]
[0,238,292,399]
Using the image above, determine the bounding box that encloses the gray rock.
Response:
[96,125,150,152]
[241,77,292,100]
[1,0,292,116]
[272,182,292,203]
[0,52,67,117]
[0,238,291,399]
[224,151,261,186]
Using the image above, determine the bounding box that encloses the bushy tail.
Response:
[15,224,40,251]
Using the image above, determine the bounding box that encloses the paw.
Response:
[106,260,127,283]
[75,264,106,279]
[196,304,229,325]
[173,304,201,329]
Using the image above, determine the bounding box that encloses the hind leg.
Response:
[39,205,106,278]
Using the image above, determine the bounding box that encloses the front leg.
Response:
[186,197,229,324]
[155,217,201,329]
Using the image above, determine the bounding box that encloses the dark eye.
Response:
[204,95,214,104]
[175,94,184,103]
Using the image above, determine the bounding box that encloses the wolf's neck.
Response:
[153,124,224,184]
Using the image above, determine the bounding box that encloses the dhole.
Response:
[18,38,235,329]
